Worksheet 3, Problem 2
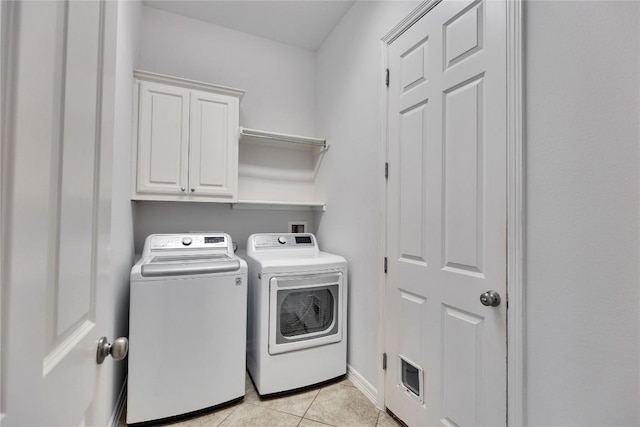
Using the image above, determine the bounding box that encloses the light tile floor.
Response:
[119,372,402,427]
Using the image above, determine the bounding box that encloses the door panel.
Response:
[2,1,115,425]
[54,0,100,340]
[385,1,507,425]
[137,81,190,194]
[188,90,238,198]
[399,102,428,266]
[443,0,484,69]
[442,74,484,276]
[441,305,483,426]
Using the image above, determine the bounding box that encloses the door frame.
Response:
[0,0,14,421]
[376,1,524,425]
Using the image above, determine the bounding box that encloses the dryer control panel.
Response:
[249,233,317,251]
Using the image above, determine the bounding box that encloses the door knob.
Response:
[480,290,501,307]
[96,336,129,364]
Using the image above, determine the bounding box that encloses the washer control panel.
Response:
[252,233,315,249]
[148,234,229,250]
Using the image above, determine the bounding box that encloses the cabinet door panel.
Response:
[137,81,189,194]
[189,90,238,199]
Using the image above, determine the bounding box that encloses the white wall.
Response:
[139,5,315,135]
[314,1,420,395]
[524,1,639,425]
[133,202,314,253]
[93,1,141,425]
[136,5,317,250]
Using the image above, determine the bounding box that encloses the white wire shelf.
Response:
[239,127,328,150]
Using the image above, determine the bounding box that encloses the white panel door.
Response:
[136,81,190,195]
[188,90,239,199]
[385,0,507,426]
[2,1,117,425]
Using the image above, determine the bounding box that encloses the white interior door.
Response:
[2,1,117,425]
[384,0,507,425]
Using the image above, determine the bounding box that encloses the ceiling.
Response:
[142,1,356,51]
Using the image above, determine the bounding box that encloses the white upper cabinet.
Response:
[132,71,243,202]
[136,81,190,195]
[189,90,239,197]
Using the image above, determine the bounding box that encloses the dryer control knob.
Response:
[182,237,193,246]
[278,236,287,244]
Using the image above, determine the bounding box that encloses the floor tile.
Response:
[120,372,379,426]
[336,376,355,388]
[219,403,301,427]
[245,385,319,417]
[376,410,403,427]
[158,405,237,427]
[298,419,332,427]
[304,383,379,427]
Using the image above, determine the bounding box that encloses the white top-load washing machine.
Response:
[128,233,247,424]
[243,233,348,396]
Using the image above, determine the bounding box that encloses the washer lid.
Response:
[141,254,241,277]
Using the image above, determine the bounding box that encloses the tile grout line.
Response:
[247,389,319,419]
[215,402,240,427]
[230,377,308,425]
[201,378,360,427]
[299,387,325,426]
[229,401,307,425]
[246,400,307,420]
[300,419,335,427]
[301,381,369,426]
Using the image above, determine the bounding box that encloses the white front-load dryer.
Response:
[242,233,348,396]
[128,233,247,424]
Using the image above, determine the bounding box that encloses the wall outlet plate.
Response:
[288,221,308,233]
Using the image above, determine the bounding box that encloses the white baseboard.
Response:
[108,376,127,427]
[346,364,378,408]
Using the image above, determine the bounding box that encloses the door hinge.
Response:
[385,162,389,180]
[384,257,388,274]
[383,353,387,370]
[385,68,389,87]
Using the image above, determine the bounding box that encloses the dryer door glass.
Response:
[281,288,334,337]
[276,284,339,343]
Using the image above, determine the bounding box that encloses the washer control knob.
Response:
[182,237,193,246]
[278,236,287,245]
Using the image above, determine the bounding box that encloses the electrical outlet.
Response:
[288,221,308,233]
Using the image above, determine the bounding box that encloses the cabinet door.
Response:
[188,90,239,199]
[136,81,189,194]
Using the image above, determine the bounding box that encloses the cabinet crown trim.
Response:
[133,69,245,99]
